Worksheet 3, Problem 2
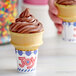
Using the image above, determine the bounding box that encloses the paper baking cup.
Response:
[62,21,76,42]
[15,49,38,73]
[10,31,43,51]
[55,3,76,22]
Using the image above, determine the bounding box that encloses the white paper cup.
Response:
[15,49,38,73]
[62,21,76,42]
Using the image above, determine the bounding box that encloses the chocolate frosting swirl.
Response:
[56,0,76,5]
[10,8,44,34]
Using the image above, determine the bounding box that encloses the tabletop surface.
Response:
[0,36,76,76]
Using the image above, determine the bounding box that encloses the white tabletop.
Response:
[0,36,76,76]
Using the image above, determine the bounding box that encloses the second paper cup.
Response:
[62,22,76,42]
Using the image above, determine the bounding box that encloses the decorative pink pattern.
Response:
[19,57,36,69]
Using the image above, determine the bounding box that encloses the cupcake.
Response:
[55,0,76,42]
[9,8,44,73]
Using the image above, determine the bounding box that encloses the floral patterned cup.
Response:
[62,22,76,42]
[15,49,38,73]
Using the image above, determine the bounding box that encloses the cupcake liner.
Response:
[10,31,43,51]
[62,21,76,42]
[55,3,76,22]
[21,3,57,38]
[15,49,38,73]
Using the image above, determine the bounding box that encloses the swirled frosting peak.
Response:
[19,8,30,18]
[10,8,44,34]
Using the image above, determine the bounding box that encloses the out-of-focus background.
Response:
[0,0,76,76]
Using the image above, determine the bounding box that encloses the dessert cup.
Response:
[55,3,76,42]
[10,8,44,73]
[10,31,43,72]
[15,49,38,73]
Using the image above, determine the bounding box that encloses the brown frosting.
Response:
[56,0,76,5]
[9,8,44,34]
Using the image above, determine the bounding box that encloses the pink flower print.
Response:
[25,58,31,66]
[18,57,26,68]
[27,57,36,69]
[18,57,36,69]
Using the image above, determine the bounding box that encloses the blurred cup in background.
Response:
[55,2,76,42]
